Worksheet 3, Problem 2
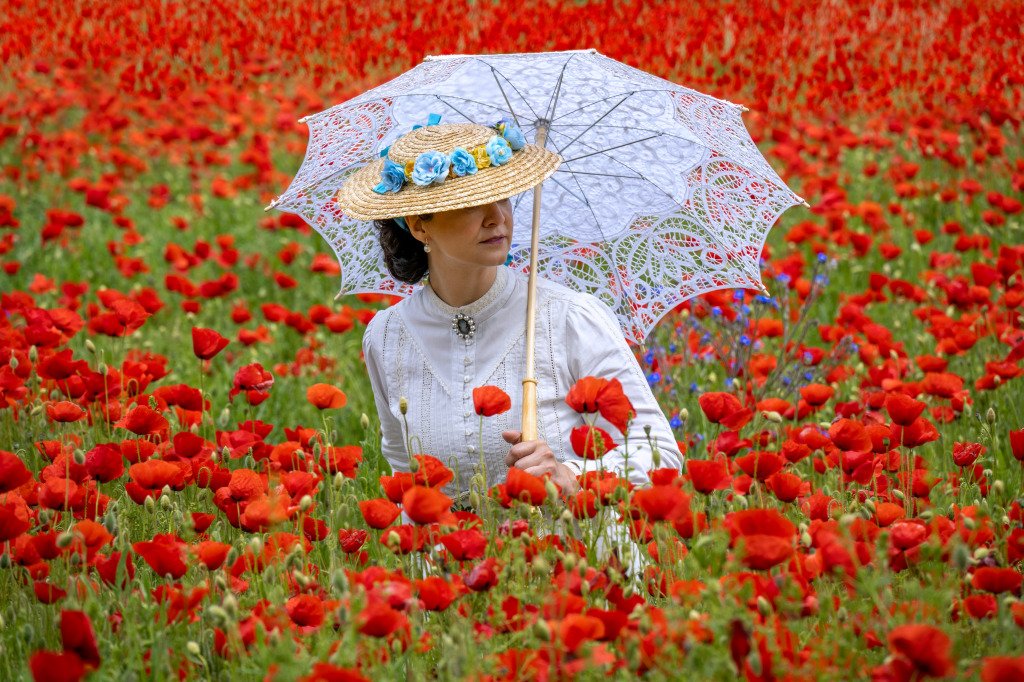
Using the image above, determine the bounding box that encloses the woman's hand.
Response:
[502,430,580,494]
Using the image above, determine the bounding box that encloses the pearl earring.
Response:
[423,239,431,254]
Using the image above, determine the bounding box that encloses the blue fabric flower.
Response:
[411,151,451,186]
[379,158,406,193]
[449,147,477,177]
[485,136,513,165]
[499,121,527,150]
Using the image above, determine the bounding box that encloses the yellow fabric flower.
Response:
[470,146,491,170]
[404,161,415,180]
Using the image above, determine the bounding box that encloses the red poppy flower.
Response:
[828,419,872,452]
[356,601,409,638]
[321,445,362,478]
[472,385,511,417]
[887,624,955,678]
[891,417,940,449]
[952,442,986,468]
[229,363,274,404]
[60,610,100,670]
[440,527,488,561]
[982,656,1024,682]
[506,467,549,506]
[570,425,618,460]
[359,498,401,529]
[417,576,459,611]
[34,581,67,604]
[133,533,188,579]
[29,651,85,682]
[306,383,347,410]
[1009,428,1024,462]
[298,664,369,682]
[686,459,732,494]
[46,401,86,423]
[594,379,635,434]
[0,497,31,542]
[465,556,500,591]
[885,393,927,427]
[735,451,785,480]
[725,508,796,570]
[766,471,803,503]
[192,541,232,570]
[631,485,691,523]
[128,460,185,491]
[0,450,31,492]
[798,384,834,406]
[890,520,929,550]
[698,392,752,431]
[191,327,229,360]
[286,594,325,629]
[338,528,368,553]
[410,455,455,488]
[114,406,169,436]
[963,593,998,620]
[401,486,452,525]
[971,566,1023,594]
[565,376,608,413]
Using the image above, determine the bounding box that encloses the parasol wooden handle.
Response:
[520,124,548,441]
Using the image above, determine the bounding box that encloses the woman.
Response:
[334,121,682,502]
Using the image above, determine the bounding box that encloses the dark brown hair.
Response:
[375,214,433,284]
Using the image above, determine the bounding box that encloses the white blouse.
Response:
[362,266,683,500]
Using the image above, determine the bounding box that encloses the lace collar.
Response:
[423,266,510,320]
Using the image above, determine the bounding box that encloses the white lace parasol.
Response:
[269,49,804,344]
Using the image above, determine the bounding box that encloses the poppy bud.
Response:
[532,556,550,575]
[73,448,86,465]
[563,553,577,571]
[360,413,370,430]
[757,596,772,616]
[986,407,996,424]
[333,473,345,490]
[332,569,348,594]
[299,495,313,512]
[763,411,783,424]
[57,531,75,548]
[469,492,481,512]
[222,594,238,619]
[207,605,229,626]
[8,356,17,370]
[680,408,689,422]
[399,397,408,415]
[952,543,970,571]
[186,641,201,657]
[652,447,661,468]
[892,489,905,501]
[801,532,813,548]
[973,547,990,561]
[836,607,848,622]
[993,480,1004,496]
[386,530,401,548]
[543,479,559,501]
[249,537,263,554]
[30,404,42,417]
[962,516,976,530]
[0,555,8,570]
[531,620,551,641]
[28,346,37,361]
[144,496,156,513]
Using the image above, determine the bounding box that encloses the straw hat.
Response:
[334,122,562,221]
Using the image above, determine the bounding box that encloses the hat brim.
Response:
[333,143,563,221]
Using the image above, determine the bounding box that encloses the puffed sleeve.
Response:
[562,295,684,487]
[361,312,411,474]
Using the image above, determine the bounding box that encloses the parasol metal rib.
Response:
[554,169,644,180]
[489,69,521,127]
[436,96,479,124]
[556,92,634,155]
[560,133,663,164]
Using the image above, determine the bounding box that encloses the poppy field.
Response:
[2,1,1024,680]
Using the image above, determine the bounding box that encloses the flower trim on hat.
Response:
[372,120,527,195]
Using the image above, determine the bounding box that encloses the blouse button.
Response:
[463,411,471,418]
[464,357,471,364]
[465,429,472,436]
[467,445,475,453]
[463,375,471,383]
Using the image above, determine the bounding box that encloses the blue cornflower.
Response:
[670,414,683,429]
[739,335,751,346]
[711,306,722,316]
[817,252,827,263]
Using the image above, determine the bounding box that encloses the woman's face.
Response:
[408,198,514,272]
